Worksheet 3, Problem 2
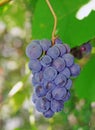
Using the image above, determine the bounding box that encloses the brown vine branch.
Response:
[46,0,57,44]
[0,0,12,6]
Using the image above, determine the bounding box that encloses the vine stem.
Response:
[46,0,57,45]
[0,0,12,6]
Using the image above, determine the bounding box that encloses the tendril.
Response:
[46,0,57,45]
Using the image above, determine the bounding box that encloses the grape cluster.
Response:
[26,38,81,118]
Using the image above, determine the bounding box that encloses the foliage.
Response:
[0,0,95,130]
[32,0,95,47]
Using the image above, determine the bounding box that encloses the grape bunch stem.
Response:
[46,0,57,45]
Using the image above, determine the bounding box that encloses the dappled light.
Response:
[76,0,95,20]
[0,0,95,130]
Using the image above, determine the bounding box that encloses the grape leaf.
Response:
[75,55,95,101]
[32,0,95,47]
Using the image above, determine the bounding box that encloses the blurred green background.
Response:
[0,0,95,130]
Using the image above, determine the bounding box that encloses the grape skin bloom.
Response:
[52,57,65,72]
[70,64,81,77]
[63,53,74,67]
[40,39,52,51]
[61,67,71,78]
[28,59,42,72]
[26,41,42,59]
[54,73,67,87]
[43,109,54,118]
[51,99,64,112]
[52,87,67,100]
[43,67,57,81]
[41,55,52,67]
[36,97,50,113]
[47,45,60,59]
[55,44,66,56]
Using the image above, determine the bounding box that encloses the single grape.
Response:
[28,59,42,72]
[32,76,38,86]
[41,55,52,67]
[70,64,81,77]
[33,71,43,84]
[26,41,42,59]
[65,79,72,90]
[55,38,63,44]
[43,67,57,81]
[52,57,65,72]
[62,91,70,102]
[63,53,74,67]
[40,39,51,51]
[43,109,54,118]
[32,93,38,104]
[52,87,67,100]
[51,99,64,112]
[54,73,67,87]
[46,90,53,101]
[55,44,66,56]
[47,46,60,59]
[80,42,92,55]
[35,85,46,97]
[64,44,70,53]
[44,81,55,92]
[61,67,71,78]
[36,97,50,112]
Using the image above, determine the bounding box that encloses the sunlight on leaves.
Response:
[8,81,23,97]
[76,0,95,20]
[29,115,35,125]
[92,47,95,54]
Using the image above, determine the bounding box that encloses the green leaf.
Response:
[75,55,95,101]
[32,0,95,47]
[25,0,38,14]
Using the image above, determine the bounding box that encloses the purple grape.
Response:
[55,44,66,56]
[63,54,74,67]
[52,87,67,100]
[55,38,63,44]
[65,79,72,90]
[36,97,50,112]
[51,99,64,112]
[54,73,67,87]
[52,57,65,72]
[26,41,42,59]
[62,91,70,102]
[41,55,52,67]
[35,85,46,97]
[43,109,54,118]
[28,59,42,72]
[32,76,38,86]
[61,67,71,78]
[40,39,51,51]
[64,44,70,53]
[43,67,57,81]
[70,64,81,77]
[46,90,53,101]
[44,81,55,92]
[32,93,38,103]
[33,71,43,84]
[80,42,92,55]
[47,46,60,59]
